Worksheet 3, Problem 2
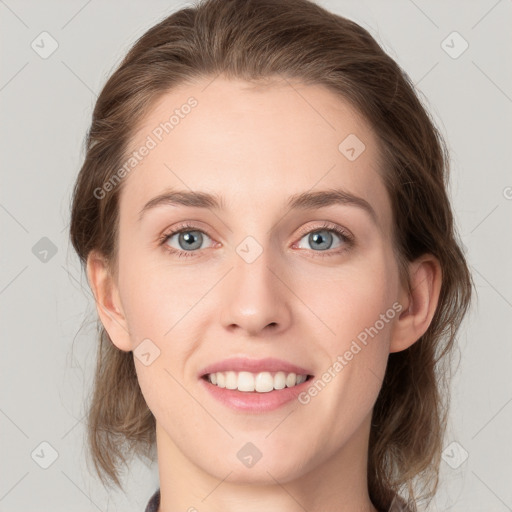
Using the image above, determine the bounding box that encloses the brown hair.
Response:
[69,0,473,509]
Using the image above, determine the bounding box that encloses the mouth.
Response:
[198,357,315,412]
[201,371,313,393]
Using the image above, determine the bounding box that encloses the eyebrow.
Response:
[137,187,377,224]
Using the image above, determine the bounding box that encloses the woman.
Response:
[69,0,473,510]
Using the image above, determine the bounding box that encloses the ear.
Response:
[389,254,442,353]
[86,250,132,352]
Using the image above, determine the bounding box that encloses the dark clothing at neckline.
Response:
[144,488,413,511]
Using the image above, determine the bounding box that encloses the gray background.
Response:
[1,0,511,511]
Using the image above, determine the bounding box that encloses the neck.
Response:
[155,411,379,512]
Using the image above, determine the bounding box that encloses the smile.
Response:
[204,371,310,393]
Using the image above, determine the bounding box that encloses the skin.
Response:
[87,76,442,512]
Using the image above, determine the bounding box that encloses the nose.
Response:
[219,243,292,338]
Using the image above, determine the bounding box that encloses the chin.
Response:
[197,443,312,484]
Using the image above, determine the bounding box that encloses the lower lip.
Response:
[199,376,313,412]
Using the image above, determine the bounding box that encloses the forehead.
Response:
[120,77,391,231]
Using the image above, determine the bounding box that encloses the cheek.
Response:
[301,262,396,433]
[291,250,398,353]
[312,251,399,415]
[117,243,208,338]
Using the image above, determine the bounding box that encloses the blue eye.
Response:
[297,229,344,251]
[159,221,354,259]
[160,224,214,258]
[293,221,354,257]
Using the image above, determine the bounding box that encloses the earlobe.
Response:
[86,250,133,352]
[389,254,442,353]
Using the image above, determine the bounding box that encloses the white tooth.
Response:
[274,371,286,389]
[285,372,297,387]
[225,371,237,389]
[216,372,226,388]
[209,371,307,391]
[255,372,274,392]
[237,371,255,392]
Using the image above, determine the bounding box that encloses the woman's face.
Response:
[107,77,406,483]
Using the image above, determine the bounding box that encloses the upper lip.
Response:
[199,357,313,378]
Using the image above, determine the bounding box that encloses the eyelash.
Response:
[158,221,355,259]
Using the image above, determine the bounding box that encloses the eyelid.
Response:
[294,221,354,244]
[158,221,216,247]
